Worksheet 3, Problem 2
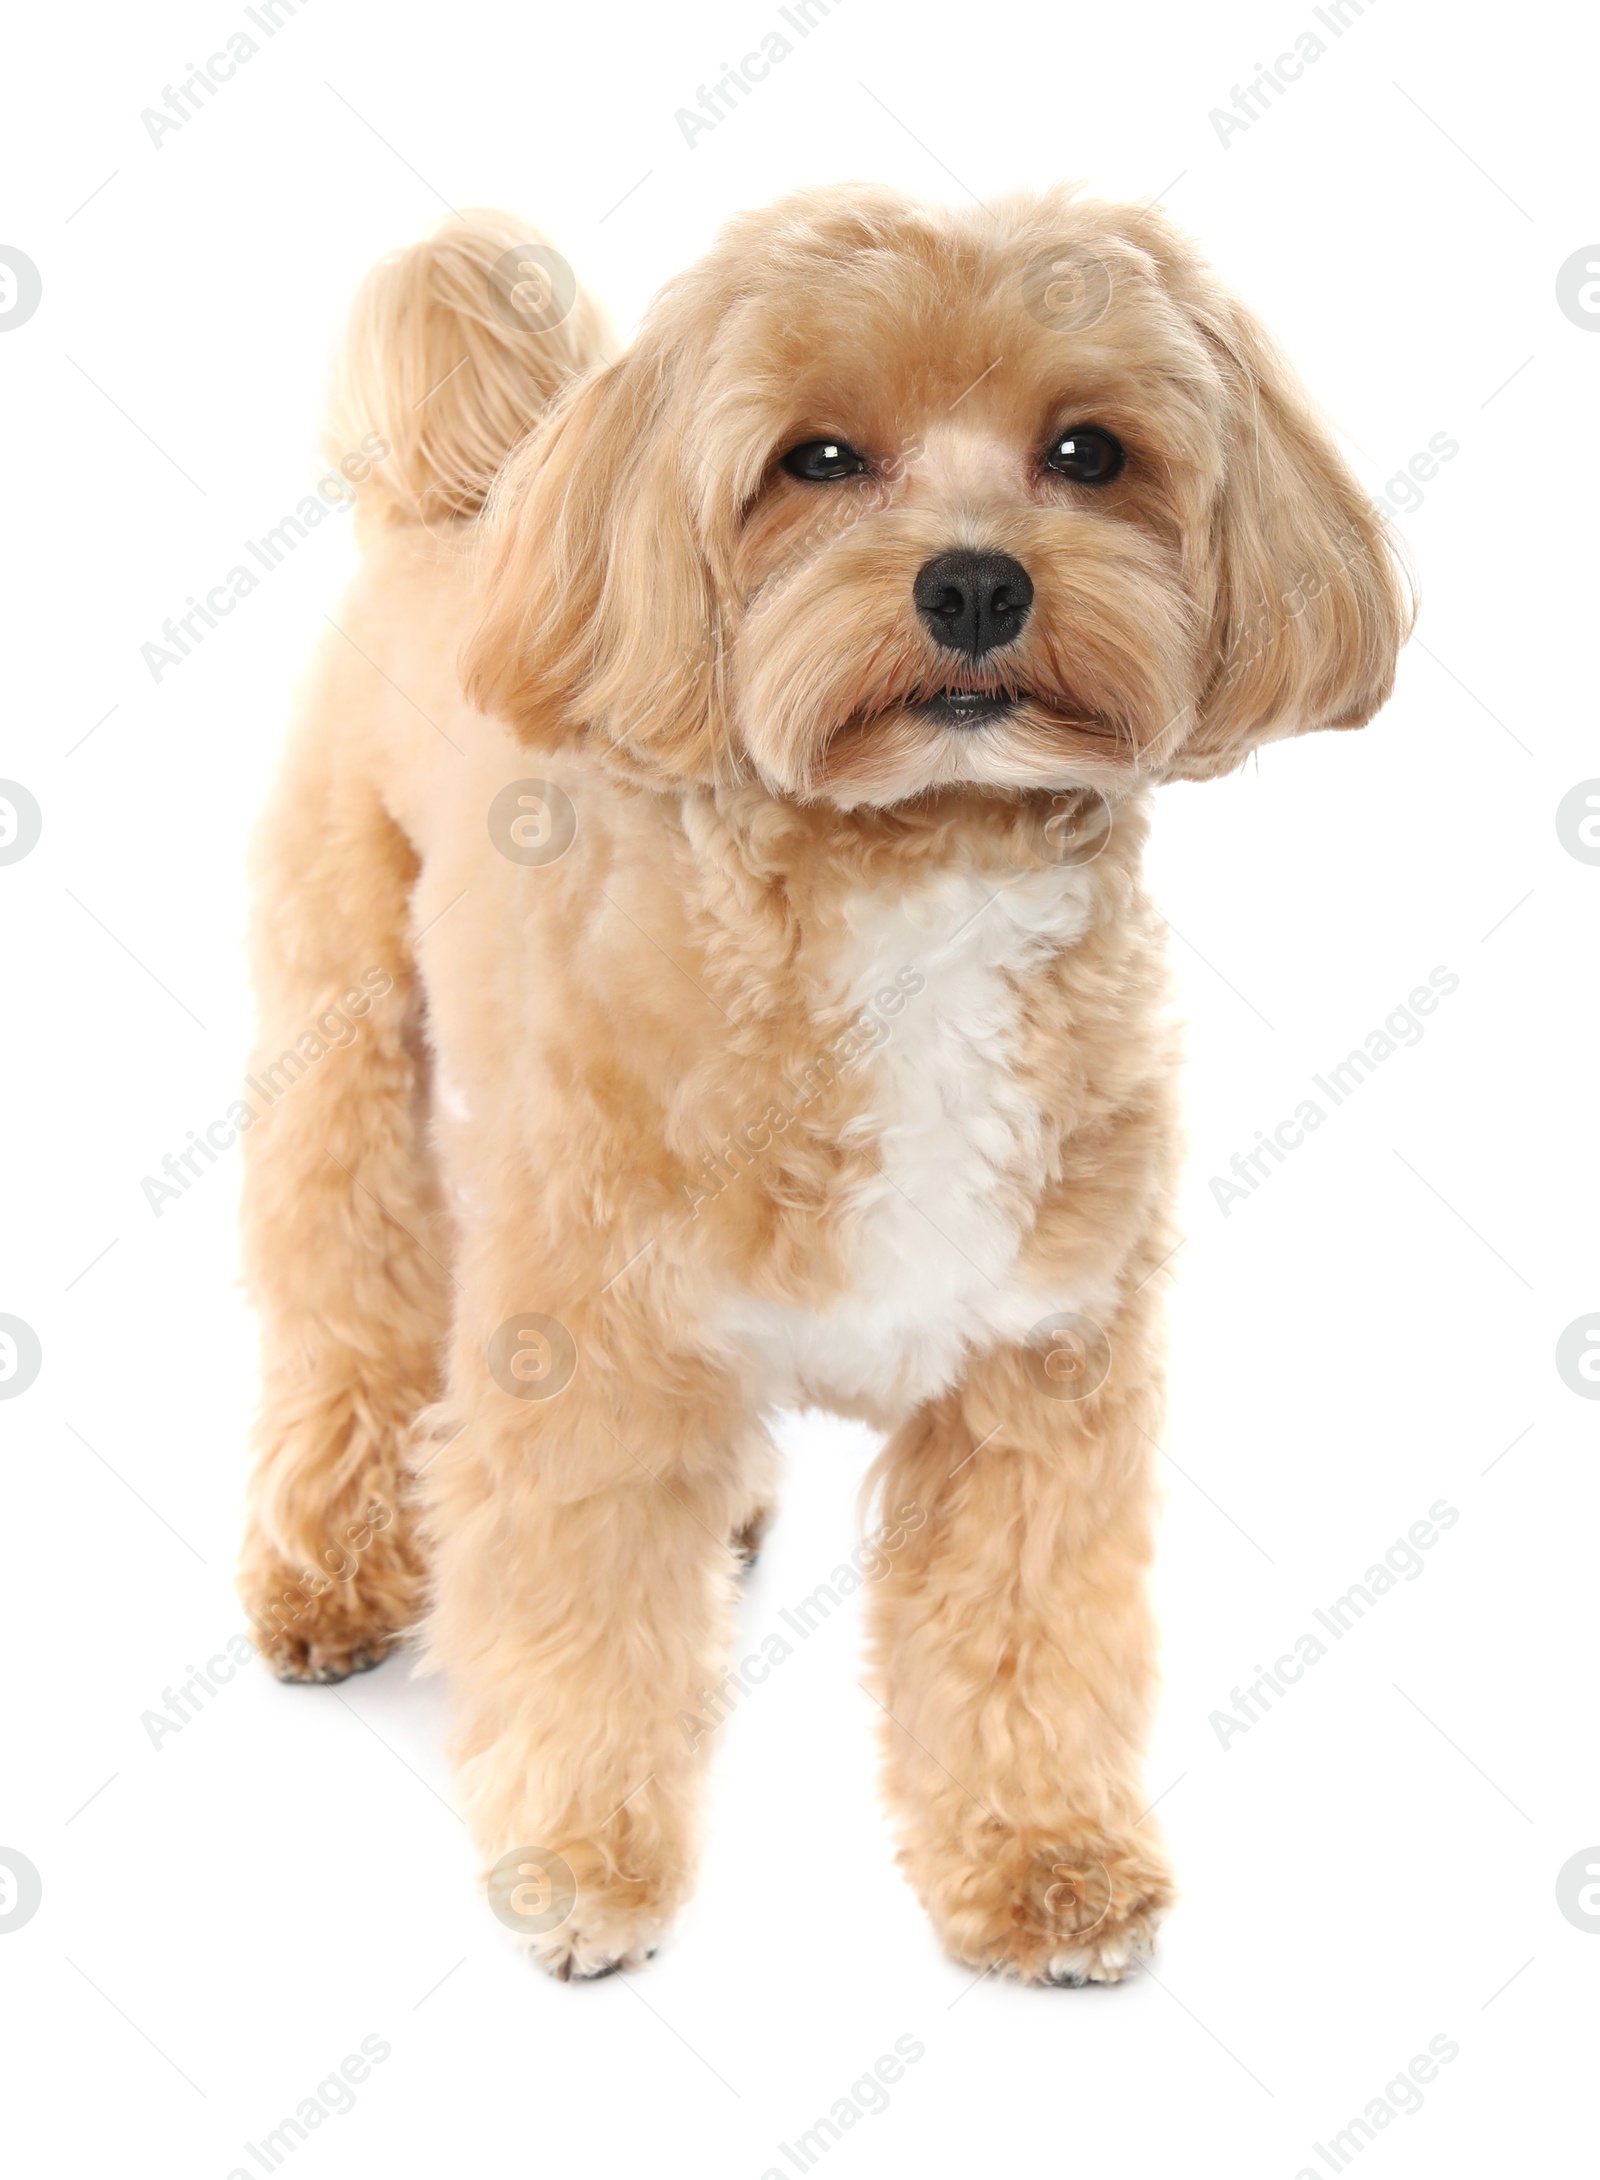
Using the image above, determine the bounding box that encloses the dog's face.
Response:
[469,187,1411,804]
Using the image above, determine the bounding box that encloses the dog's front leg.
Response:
[422,1313,759,1980]
[865,1301,1174,1985]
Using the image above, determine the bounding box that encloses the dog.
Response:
[238,186,1411,1984]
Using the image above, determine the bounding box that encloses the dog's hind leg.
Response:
[234,208,608,1679]
[237,715,447,1682]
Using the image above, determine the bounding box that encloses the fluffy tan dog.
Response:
[238,188,1410,1984]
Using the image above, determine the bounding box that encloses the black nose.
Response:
[913,550,1033,658]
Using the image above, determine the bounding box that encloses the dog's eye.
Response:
[781,438,868,482]
[1043,427,1124,483]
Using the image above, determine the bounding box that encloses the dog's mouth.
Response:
[917,688,1025,728]
[838,684,1109,741]
[811,681,1140,801]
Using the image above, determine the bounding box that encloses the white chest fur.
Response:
[713,864,1096,1417]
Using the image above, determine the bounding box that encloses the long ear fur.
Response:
[1163,275,1415,780]
[464,341,727,780]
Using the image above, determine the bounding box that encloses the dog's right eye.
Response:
[780,439,868,482]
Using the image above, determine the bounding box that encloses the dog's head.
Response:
[467,186,1412,805]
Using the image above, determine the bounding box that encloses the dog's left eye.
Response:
[1044,427,1125,483]
[781,439,868,482]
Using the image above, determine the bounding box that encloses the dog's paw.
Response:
[489,1832,680,1984]
[240,1543,418,1684]
[259,1622,399,1684]
[531,1920,660,1983]
[239,1517,427,1682]
[915,1821,1173,1988]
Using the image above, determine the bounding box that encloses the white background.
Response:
[1,0,1595,2173]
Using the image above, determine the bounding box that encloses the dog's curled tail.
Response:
[326,209,611,534]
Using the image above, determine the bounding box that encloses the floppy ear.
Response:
[1166,291,1414,782]
[464,344,726,780]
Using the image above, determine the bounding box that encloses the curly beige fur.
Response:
[238,188,1411,1980]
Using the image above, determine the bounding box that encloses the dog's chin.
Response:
[799,694,1138,810]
